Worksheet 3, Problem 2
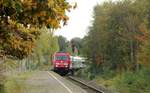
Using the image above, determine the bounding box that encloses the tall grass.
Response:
[77,66,150,93]
[4,71,33,93]
[4,78,25,93]
[94,67,150,93]
[115,67,150,93]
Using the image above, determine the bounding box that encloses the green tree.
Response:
[70,37,82,55]
[82,0,150,74]
[26,27,59,70]
[57,35,68,52]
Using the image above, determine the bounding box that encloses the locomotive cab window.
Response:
[55,56,68,60]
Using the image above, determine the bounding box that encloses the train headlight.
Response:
[55,65,58,67]
[65,65,68,67]
[64,63,68,65]
[55,63,60,67]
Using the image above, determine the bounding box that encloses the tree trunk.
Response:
[130,40,135,70]
[134,41,139,71]
[130,40,139,71]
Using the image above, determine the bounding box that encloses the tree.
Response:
[0,0,74,59]
[26,27,59,70]
[138,38,150,67]
[82,0,150,74]
[57,35,68,52]
[70,37,82,55]
[0,0,72,28]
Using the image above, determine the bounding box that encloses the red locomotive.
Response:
[52,52,86,75]
[52,52,72,75]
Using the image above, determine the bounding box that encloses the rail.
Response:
[67,76,105,93]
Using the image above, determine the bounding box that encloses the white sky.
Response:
[54,0,114,40]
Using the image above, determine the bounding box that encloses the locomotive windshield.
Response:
[55,55,67,60]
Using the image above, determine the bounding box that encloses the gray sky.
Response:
[54,0,111,40]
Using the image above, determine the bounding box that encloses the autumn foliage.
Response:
[0,0,73,59]
[82,0,150,72]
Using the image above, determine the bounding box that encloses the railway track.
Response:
[66,76,105,93]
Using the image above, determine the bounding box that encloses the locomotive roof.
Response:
[55,52,70,55]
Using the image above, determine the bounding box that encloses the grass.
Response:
[95,67,150,93]
[115,68,150,93]
[4,77,24,93]
[76,65,150,93]
[4,71,34,93]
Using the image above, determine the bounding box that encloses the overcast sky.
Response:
[54,0,112,40]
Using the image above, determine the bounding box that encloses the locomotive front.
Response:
[52,53,71,75]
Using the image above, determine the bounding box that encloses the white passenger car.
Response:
[70,56,86,69]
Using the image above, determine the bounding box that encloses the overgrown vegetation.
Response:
[80,0,150,93]
[115,67,150,93]
[4,71,33,93]
[25,27,59,70]
[94,67,150,93]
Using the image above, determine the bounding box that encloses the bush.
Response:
[0,84,5,93]
[115,67,150,93]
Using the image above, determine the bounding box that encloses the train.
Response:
[52,52,86,75]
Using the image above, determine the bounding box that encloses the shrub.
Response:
[115,67,150,93]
